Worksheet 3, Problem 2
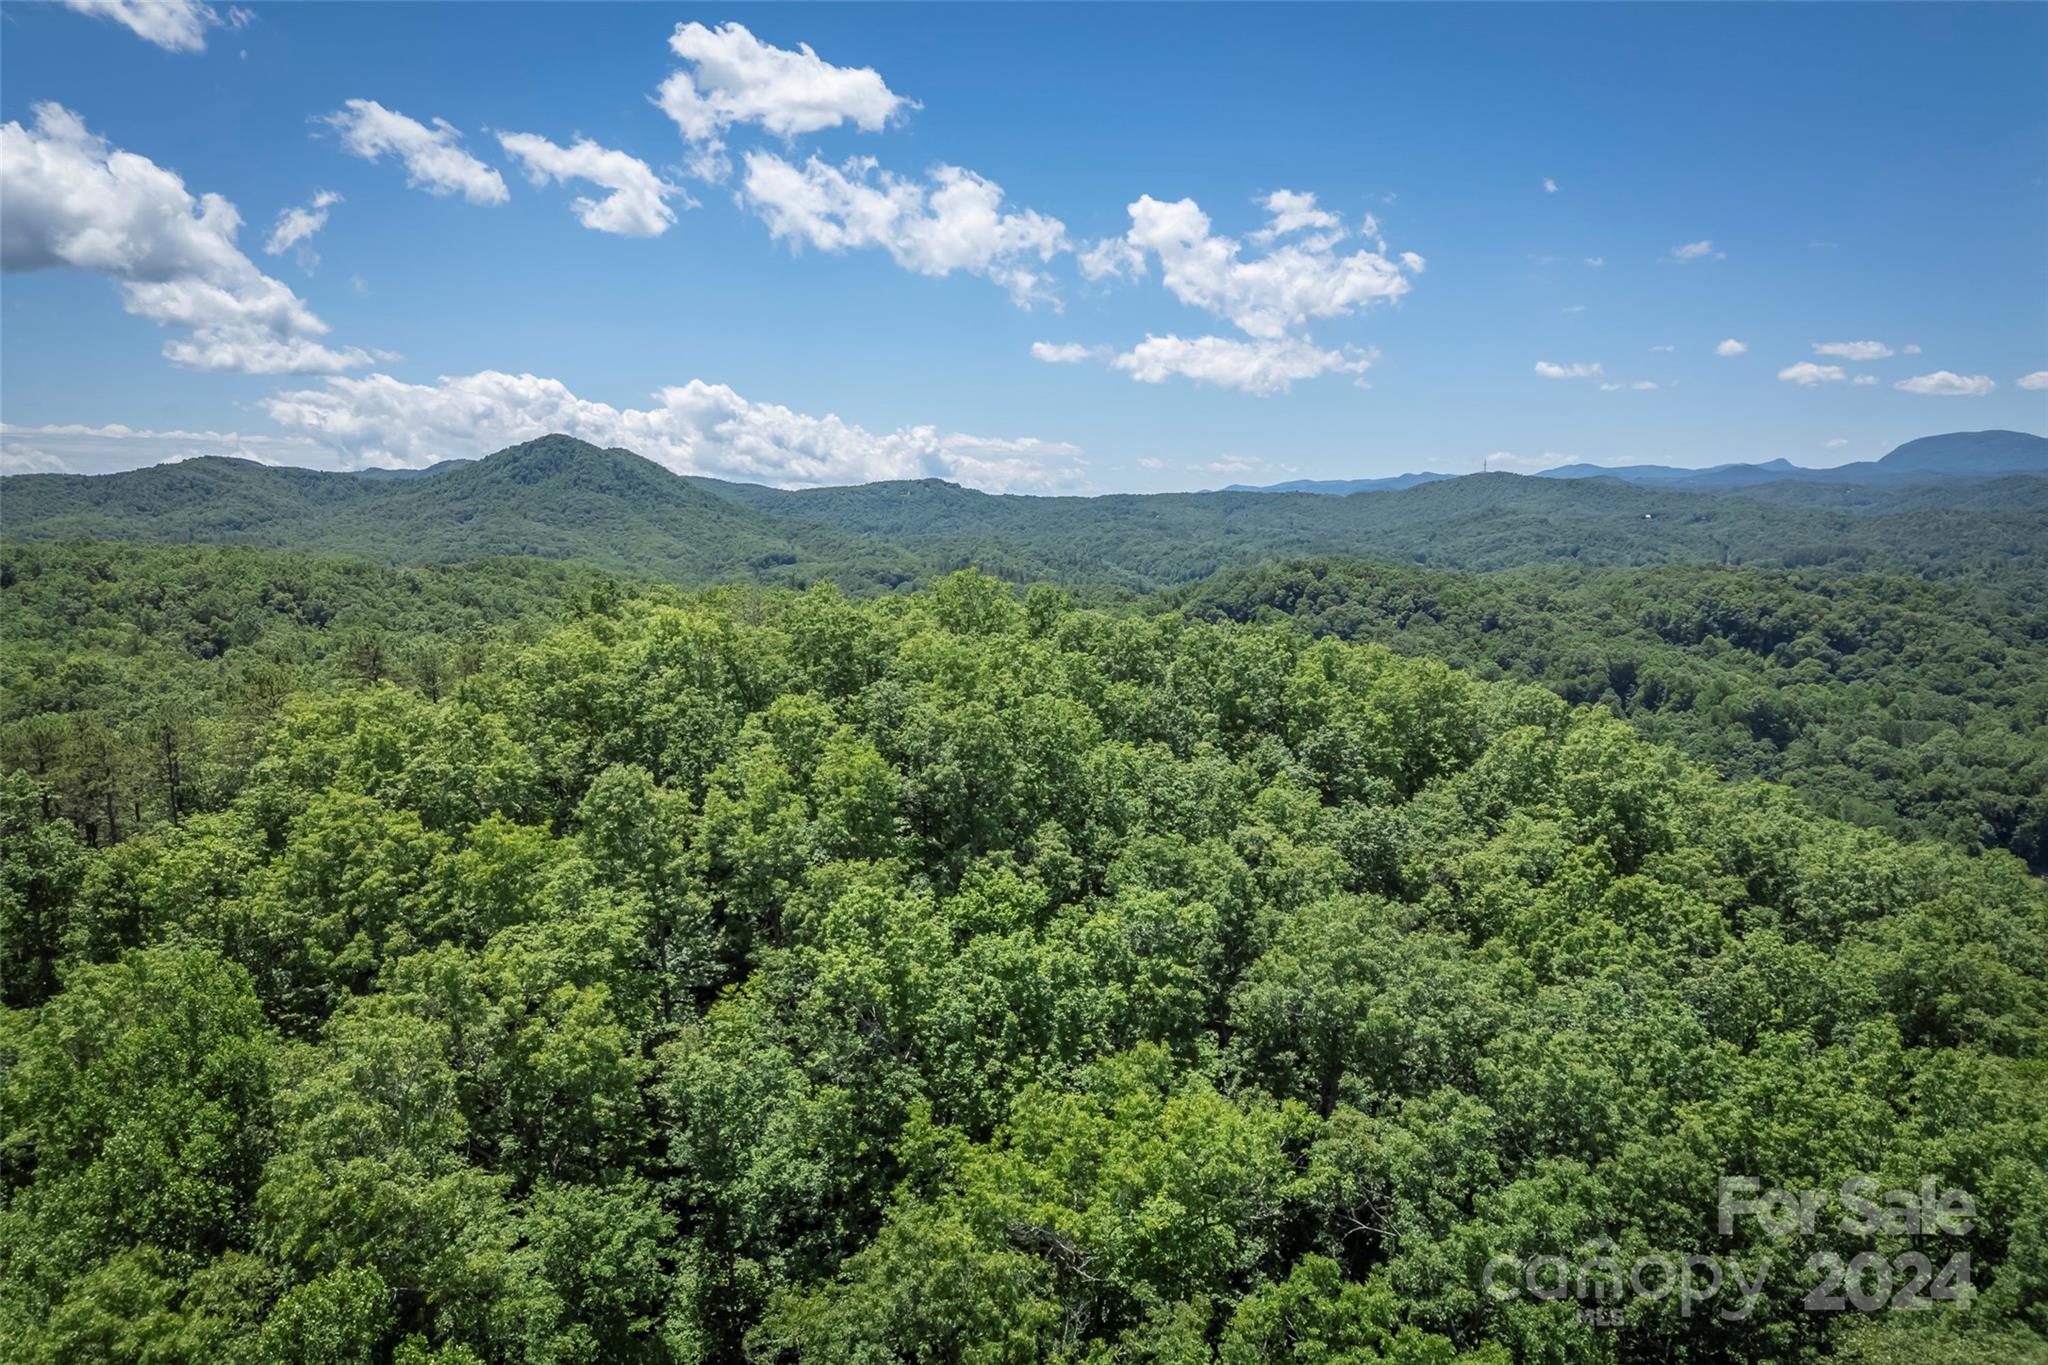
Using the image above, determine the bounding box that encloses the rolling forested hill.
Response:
[0,437,908,586]
[7,433,2047,592]
[691,467,2048,586]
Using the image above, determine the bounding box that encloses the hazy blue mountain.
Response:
[1228,431,2046,494]
[1699,430,2048,488]
[1547,430,2046,490]
[351,460,467,481]
[1874,429,2048,476]
[1537,458,1802,487]
[1220,472,1454,494]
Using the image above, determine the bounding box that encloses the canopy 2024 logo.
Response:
[1481,1176,1977,1325]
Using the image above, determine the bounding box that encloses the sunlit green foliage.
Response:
[3,561,2042,1362]
[1180,558,2048,868]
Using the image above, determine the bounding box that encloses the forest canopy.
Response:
[1177,557,2048,869]
[3,548,2043,1363]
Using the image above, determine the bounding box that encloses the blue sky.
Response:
[3,1,2044,491]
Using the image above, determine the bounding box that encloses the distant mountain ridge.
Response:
[1535,458,1801,486]
[1224,430,2047,494]
[0,434,895,584]
[1221,472,1454,495]
[8,430,2045,591]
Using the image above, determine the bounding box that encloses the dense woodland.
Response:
[1178,559,2048,869]
[7,540,2044,872]
[3,440,2046,1363]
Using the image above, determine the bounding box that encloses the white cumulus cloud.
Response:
[265,190,341,260]
[1030,341,1096,364]
[1543,178,1559,194]
[2017,370,2048,391]
[324,99,508,205]
[497,132,684,237]
[1668,239,1725,263]
[656,21,911,155]
[1113,192,1418,339]
[1534,360,1603,380]
[0,420,318,474]
[259,369,1085,491]
[1111,334,1372,396]
[0,444,69,475]
[1714,338,1748,356]
[1,103,369,374]
[1077,237,1146,283]
[741,151,1067,307]
[1248,189,1343,247]
[61,0,220,51]
[1813,340,1893,360]
[1893,371,1995,397]
[655,21,911,183]
[1777,362,1847,386]
[1777,362,1859,384]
